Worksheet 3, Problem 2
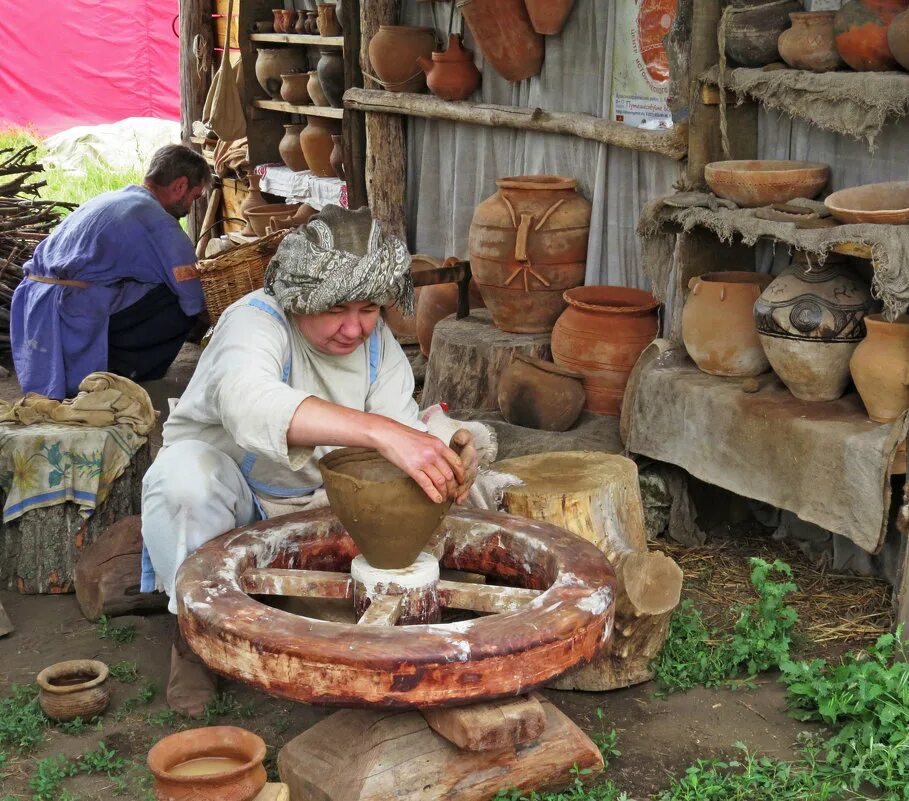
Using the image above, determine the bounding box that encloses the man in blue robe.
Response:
[11,144,211,399]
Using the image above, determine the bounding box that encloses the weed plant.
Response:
[96,614,137,646]
[108,661,139,684]
[0,685,47,752]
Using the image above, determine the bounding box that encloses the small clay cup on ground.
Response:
[36,659,110,722]
[498,353,586,431]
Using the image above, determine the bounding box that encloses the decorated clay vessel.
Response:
[36,660,110,722]
[368,25,435,93]
[887,9,909,69]
[255,48,309,99]
[834,0,909,71]
[307,71,328,106]
[457,0,544,81]
[778,12,845,71]
[851,314,909,422]
[551,286,660,417]
[682,271,772,377]
[416,34,481,102]
[498,354,586,431]
[524,0,577,35]
[754,253,874,401]
[239,173,268,236]
[468,176,591,334]
[724,0,802,67]
[280,72,311,105]
[317,47,345,107]
[300,115,341,177]
[278,123,308,172]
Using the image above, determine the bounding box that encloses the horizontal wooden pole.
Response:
[343,88,688,160]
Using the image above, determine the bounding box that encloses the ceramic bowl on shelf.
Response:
[824,181,909,225]
[704,160,830,208]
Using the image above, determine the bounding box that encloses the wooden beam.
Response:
[342,0,368,209]
[437,580,541,614]
[344,89,689,160]
[240,569,354,599]
[357,595,403,626]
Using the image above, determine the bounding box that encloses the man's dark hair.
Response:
[144,144,210,188]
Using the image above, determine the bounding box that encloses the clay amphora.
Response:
[300,115,340,177]
[457,0,544,81]
[317,47,345,107]
[147,726,267,801]
[368,25,435,93]
[524,0,577,35]
[498,354,586,431]
[754,254,873,401]
[239,173,268,236]
[36,660,110,722]
[682,271,772,377]
[416,34,481,102]
[307,71,328,106]
[724,0,802,67]
[414,255,486,356]
[317,2,341,36]
[319,448,453,569]
[468,176,590,334]
[329,134,346,181]
[778,12,845,71]
[255,48,309,98]
[851,314,909,422]
[551,286,659,417]
[278,123,308,172]
[887,9,909,69]
[280,72,311,105]
[834,0,909,70]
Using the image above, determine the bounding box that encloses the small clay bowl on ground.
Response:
[824,181,909,225]
[498,353,586,432]
[704,160,830,207]
[36,659,110,722]
[319,447,453,570]
[147,726,267,801]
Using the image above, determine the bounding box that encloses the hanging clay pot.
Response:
[317,3,341,36]
[834,0,909,71]
[368,26,435,93]
[851,314,909,422]
[416,34,481,102]
[37,660,110,722]
[300,115,340,177]
[524,0,577,35]
[468,175,591,334]
[498,354,586,431]
[239,173,268,236]
[888,8,909,68]
[317,47,345,107]
[330,134,346,181]
[280,72,311,105]
[307,71,328,106]
[754,253,874,401]
[457,0,544,81]
[723,0,802,67]
[278,123,308,172]
[682,271,772,377]
[551,286,660,417]
[255,48,309,98]
[778,12,845,71]
[414,256,486,356]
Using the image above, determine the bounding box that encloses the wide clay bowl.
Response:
[319,447,453,570]
[704,160,830,208]
[147,726,267,801]
[244,203,306,237]
[825,181,909,225]
[36,659,110,722]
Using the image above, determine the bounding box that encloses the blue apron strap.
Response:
[369,328,380,385]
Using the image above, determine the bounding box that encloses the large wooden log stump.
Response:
[494,451,683,690]
[421,310,552,411]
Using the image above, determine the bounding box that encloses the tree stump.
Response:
[494,451,683,690]
[421,310,552,411]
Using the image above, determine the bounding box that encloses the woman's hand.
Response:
[450,429,479,504]
[374,422,466,504]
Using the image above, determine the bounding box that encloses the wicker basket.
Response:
[196,229,290,323]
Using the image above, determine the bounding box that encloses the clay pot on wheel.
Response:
[239,173,268,236]
[888,9,909,69]
[317,2,341,36]
[368,26,435,93]
[851,314,909,422]
[682,272,772,377]
[834,0,909,71]
[255,48,309,99]
[280,72,311,105]
[306,71,328,106]
[317,47,345,107]
[778,12,845,71]
[329,134,346,181]
[754,253,874,401]
[300,115,341,177]
[278,123,308,172]
[457,0,544,81]
[551,286,660,417]
[36,660,110,722]
[524,0,577,35]
[416,34,481,102]
[723,0,802,67]
[498,354,586,431]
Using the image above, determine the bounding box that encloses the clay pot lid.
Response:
[824,181,909,225]
[36,659,108,694]
[562,285,660,315]
[513,353,584,380]
[497,175,578,191]
[147,726,266,782]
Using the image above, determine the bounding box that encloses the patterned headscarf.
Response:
[264,205,414,316]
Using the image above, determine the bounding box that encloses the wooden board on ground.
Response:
[420,694,546,752]
[277,695,602,801]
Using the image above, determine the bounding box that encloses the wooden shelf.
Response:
[253,100,344,119]
[250,32,344,47]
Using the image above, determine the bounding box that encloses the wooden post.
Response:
[341,0,368,209]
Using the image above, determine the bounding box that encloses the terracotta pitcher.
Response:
[524,0,577,35]
[851,314,909,422]
[468,175,591,334]
[368,26,436,93]
[778,12,844,71]
[278,123,308,172]
[457,0,544,81]
[416,34,481,102]
[834,0,909,71]
[300,115,340,177]
[239,173,268,236]
[551,286,660,417]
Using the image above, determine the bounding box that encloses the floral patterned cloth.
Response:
[0,422,146,523]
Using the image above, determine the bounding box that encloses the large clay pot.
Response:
[682,271,772,377]
[414,257,486,356]
[551,286,660,417]
[524,0,577,35]
[416,34,481,102]
[317,3,341,36]
[834,0,909,71]
[368,26,435,93]
[851,314,909,422]
[300,115,340,177]
[887,9,909,69]
[457,0,544,81]
[754,254,874,401]
[778,12,845,71]
[317,48,345,107]
[36,660,110,722]
[307,71,328,106]
[498,354,586,431]
[724,0,802,67]
[329,134,346,181]
[280,72,311,105]
[239,173,268,236]
[255,48,309,99]
[278,123,308,172]
[468,175,591,334]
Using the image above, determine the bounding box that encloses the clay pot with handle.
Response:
[416,34,481,102]
[851,314,909,422]
[368,26,436,93]
[457,0,543,81]
[524,0,577,35]
[834,0,909,71]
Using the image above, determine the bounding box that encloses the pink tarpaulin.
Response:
[0,0,181,136]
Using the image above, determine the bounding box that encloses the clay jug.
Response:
[415,265,486,356]
[551,286,660,417]
[300,115,340,177]
[468,176,591,334]
[280,72,311,105]
[778,12,845,71]
[317,47,345,107]
[307,71,328,106]
[834,0,909,71]
[524,0,577,35]
[239,173,268,236]
[294,10,307,34]
[887,9,909,69]
[498,354,586,431]
[305,10,319,33]
[850,314,909,422]
[368,26,435,93]
[754,253,874,401]
[317,2,341,36]
[272,8,287,33]
[329,134,346,181]
[682,272,772,377]
[724,0,802,67]
[278,123,308,172]
[457,0,543,81]
[416,34,481,102]
[256,48,309,98]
